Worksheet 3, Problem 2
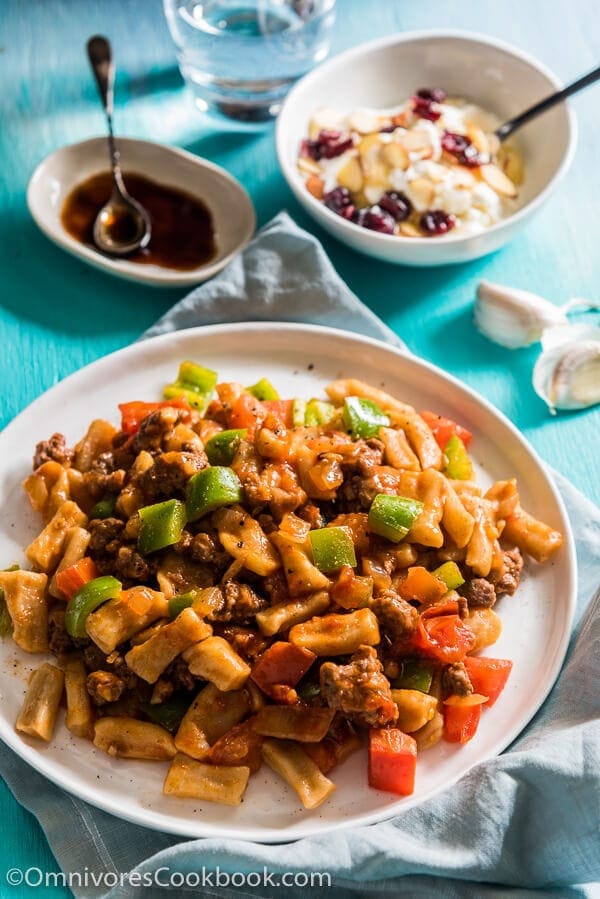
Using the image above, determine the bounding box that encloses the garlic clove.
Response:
[475,280,569,348]
[533,324,600,413]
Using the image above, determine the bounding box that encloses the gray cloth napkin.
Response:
[0,213,598,899]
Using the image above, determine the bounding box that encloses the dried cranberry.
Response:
[323,187,355,220]
[416,88,447,103]
[353,206,396,235]
[379,191,412,222]
[441,131,482,167]
[302,129,354,161]
[420,210,457,236]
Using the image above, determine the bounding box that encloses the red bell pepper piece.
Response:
[227,393,266,439]
[118,399,191,436]
[464,656,513,708]
[251,642,316,699]
[54,557,99,601]
[420,410,473,449]
[443,702,481,743]
[368,728,417,796]
[262,400,294,429]
[411,601,475,663]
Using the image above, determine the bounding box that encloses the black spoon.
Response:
[87,36,151,256]
[496,63,600,142]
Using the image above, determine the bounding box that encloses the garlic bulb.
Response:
[475,280,569,348]
[533,324,600,413]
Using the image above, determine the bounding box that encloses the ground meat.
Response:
[461,577,497,609]
[443,661,473,697]
[82,643,106,671]
[208,581,268,624]
[132,408,187,455]
[138,451,207,503]
[356,438,385,475]
[320,645,398,728]
[188,531,231,572]
[162,656,198,692]
[262,569,289,605]
[297,503,324,529]
[370,590,418,641]
[491,547,524,596]
[86,670,126,705]
[105,651,141,690]
[216,624,270,661]
[111,431,136,471]
[336,467,401,512]
[33,433,73,469]
[150,679,174,704]
[88,517,125,559]
[83,452,126,499]
[113,545,157,582]
[48,608,77,655]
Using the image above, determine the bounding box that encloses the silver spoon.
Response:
[496,62,600,141]
[86,35,151,256]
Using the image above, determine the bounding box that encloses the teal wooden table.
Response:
[1,0,599,894]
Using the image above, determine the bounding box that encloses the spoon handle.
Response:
[496,63,600,141]
[86,36,122,186]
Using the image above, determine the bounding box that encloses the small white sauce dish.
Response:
[276,30,577,266]
[27,137,256,287]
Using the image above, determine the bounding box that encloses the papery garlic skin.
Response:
[533,325,600,413]
[475,280,568,348]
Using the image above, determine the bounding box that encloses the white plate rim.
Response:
[0,321,577,842]
[26,137,257,288]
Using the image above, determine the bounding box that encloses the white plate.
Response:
[0,323,576,841]
[27,138,256,287]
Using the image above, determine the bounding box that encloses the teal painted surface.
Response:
[0,0,598,893]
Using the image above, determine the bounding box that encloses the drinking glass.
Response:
[163,0,337,125]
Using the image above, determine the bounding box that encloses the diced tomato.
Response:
[368,728,417,796]
[411,601,475,663]
[227,393,266,439]
[251,642,316,699]
[397,566,447,605]
[262,400,294,429]
[465,656,513,708]
[420,410,473,449]
[443,702,481,743]
[118,399,191,436]
[54,557,99,601]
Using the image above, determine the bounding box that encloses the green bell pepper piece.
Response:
[141,694,191,733]
[432,560,465,590]
[138,499,187,554]
[186,467,242,522]
[305,399,336,426]
[309,526,357,572]
[248,377,279,401]
[90,495,117,520]
[168,592,195,619]
[204,429,247,466]
[343,396,390,439]
[296,681,321,702]
[163,360,218,413]
[65,575,122,638]
[444,434,474,480]
[392,660,435,693]
[368,494,424,543]
[292,398,307,427]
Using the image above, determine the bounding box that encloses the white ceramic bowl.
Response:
[276,30,577,266]
[27,138,256,287]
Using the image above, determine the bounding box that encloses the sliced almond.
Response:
[466,124,490,156]
[363,180,388,204]
[452,166,476,188]
[337,156,363,192]
[423,161,448,183]
[305,174,324,200]
[497,147,524,185]
[399,221,422,237]
[297,156,321,176]
[382,142,409,170]
[408,177,436,208]
[487,134,501,157]
[348,109,382,135]
[402,129,432,152]
[480,163,518,198]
